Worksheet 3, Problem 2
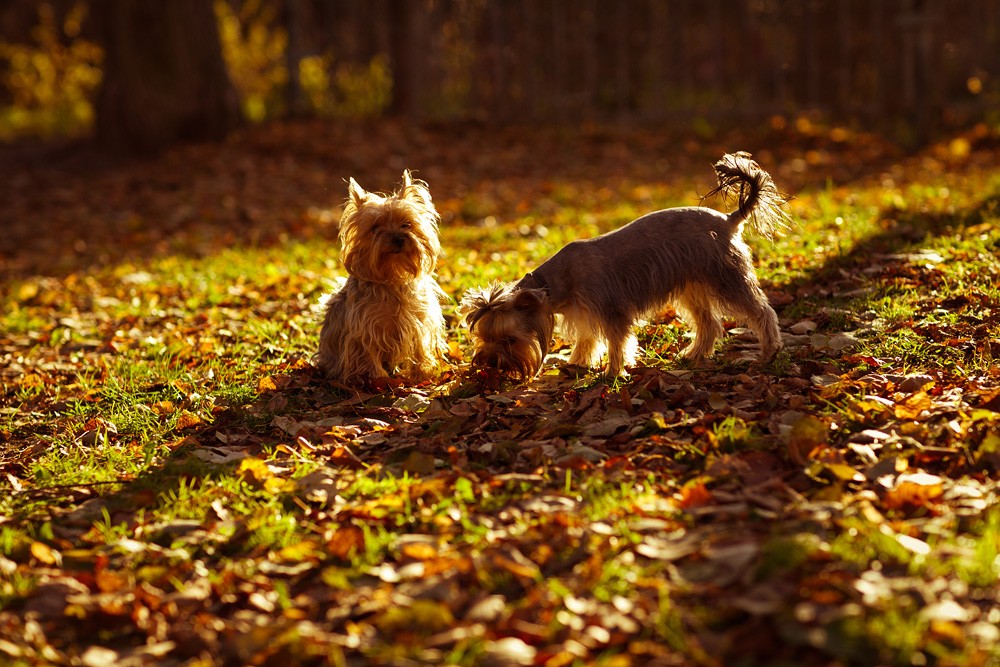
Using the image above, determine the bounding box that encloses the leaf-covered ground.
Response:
[2,119,1000,666]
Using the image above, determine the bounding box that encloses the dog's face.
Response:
[339,171,441,285]
[460,284,554,380]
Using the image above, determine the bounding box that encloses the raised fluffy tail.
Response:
[707,151,791,239]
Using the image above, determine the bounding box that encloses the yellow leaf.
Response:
[263,477,293,494]
[894,391,932,420]
[374,599,454,634]
[930,619,965,646]
[30,541,61,565]
[948,137,970,160]
[401,542,438,561]
[825,462,864,482]
[276,540,321,563]
[17,281,40,302]
[153,401,176,416]
[237,457,273,485]
[786,415,828,465]
[257,376,278,392]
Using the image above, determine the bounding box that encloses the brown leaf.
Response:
[95,568,128,593]
[785,414,828,465]
[174,411,202,430]
[882,472,944,512]
[978,390,1000,412]
[329,445,366,469]
[326,525,365,561]
[400,451,436,475]
[677,479,714,509]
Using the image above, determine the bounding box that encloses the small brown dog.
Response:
[317,171,447,382]
[460,152,791,380]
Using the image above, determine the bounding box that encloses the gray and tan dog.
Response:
[460,152,791,380]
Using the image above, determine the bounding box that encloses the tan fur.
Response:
[461,152,790,380]
[317,171,447,382]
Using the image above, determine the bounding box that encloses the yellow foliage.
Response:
[1,0,394,138]
[215,0,288,123]
[214,0,390,122]
[301,53,392,119]
[0,2,102,139]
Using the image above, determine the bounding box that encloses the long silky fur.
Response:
[316,171,447,382]
[461,152,791,380]
[705,151,792,239]
[460,284,554,380]
[318,276,446,380]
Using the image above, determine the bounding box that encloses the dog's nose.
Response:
[389,234,406,250]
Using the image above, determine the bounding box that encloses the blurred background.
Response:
[1,0,998,153]
[4,0,1000,278]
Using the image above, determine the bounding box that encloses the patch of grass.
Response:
[942,509,1000,588]
[711,415,762,452]
[756,533,822,580]
[828,519,917,573]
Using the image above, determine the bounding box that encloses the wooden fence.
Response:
[298,0,1000,131]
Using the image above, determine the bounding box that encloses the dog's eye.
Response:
[400,222,411,230]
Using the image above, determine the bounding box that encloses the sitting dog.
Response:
[317,171,447,382]
[460,152,791,380]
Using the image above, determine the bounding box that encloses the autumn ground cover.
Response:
[2,119,1000,666]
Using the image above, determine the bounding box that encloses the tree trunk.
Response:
[388,0,422,117]
[92,0,241,155]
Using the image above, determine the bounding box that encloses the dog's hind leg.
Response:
[732,296,782,361]
[675,286,724,362]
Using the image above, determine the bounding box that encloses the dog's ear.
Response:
[513,288,545,311]
[400,170,433,207]
[347,177,368,207]
[458,287,494,328]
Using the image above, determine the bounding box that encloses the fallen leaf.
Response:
[327,526,366,561]
[374,599,454,634]
[484,637,537,666]
[785,415,828,465]
[30,541,62,566]
[677,479,714,509]
[883,472,944,511]
[894,391,933,420]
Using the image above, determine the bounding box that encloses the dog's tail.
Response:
[707,151,791,239]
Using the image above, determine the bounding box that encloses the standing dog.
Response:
[317,171,447,382]
[460,152,790,380]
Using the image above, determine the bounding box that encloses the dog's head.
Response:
[338,171,441,285]
[460,283,554,380]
